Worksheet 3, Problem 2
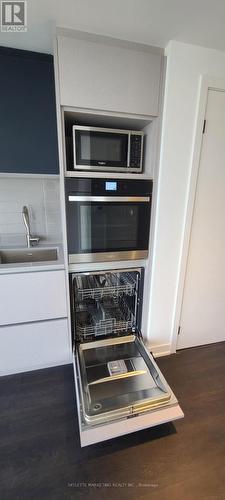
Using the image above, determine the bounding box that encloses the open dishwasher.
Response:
[70,268,183,446]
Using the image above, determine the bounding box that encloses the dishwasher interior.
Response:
[70,268,172,427]
[72,269,141,342]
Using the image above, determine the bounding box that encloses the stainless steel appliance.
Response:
[73,126,144,173]
[65,177,152,264]
[70,268,183,446]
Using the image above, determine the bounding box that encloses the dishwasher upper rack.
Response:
[73,271,138,301]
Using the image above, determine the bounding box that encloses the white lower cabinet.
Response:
[0,270,67,326]
[0,318,71,375]
[0,269,70,375]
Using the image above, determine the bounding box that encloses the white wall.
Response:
[148,40,225,353]
[0,177,62,246]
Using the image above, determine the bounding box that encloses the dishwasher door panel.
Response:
[73,335,184,446]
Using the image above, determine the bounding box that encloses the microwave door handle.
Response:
[68,196,150,202]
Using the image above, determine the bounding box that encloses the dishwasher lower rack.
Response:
[75,296,135,341]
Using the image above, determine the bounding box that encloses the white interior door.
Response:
[178,89,225,349]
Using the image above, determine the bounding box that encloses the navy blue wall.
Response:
[0,46,59,174]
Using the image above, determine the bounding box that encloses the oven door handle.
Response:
[68,196,150,202]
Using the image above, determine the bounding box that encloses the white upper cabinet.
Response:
[57,34,163,117]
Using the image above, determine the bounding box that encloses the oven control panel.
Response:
[65,177,153,196]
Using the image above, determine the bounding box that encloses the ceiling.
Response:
[1,0,225,54]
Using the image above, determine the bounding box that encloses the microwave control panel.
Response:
[130,134,143,168]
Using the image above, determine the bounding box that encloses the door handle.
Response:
[68,196,150,202]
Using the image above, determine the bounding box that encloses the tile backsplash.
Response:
[0,177,62,247]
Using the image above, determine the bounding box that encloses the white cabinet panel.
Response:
[80,405,184,447]
[57,36,162,116]
[0,319,71,375]
[0,270,67,326]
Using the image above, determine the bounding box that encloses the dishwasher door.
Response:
[73,335,184,446]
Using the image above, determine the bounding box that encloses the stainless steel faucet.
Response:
[22,206,40,247]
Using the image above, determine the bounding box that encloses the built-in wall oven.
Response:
[65,177,152,264]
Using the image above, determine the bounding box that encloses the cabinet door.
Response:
[0,319,71,375]
[57,36,162,116]
[0,270,67,326]
[0,47,59,174]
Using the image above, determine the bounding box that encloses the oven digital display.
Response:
[105,181,117,191]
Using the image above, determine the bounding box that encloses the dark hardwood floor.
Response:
[1,342,225,500]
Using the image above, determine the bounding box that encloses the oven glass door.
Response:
[74,130,128,169]
[67,196,151,260]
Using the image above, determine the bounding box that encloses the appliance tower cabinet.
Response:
[54,29,183,446]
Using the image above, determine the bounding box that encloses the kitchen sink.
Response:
[0,247,58,264]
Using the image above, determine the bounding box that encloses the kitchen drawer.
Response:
[0,270,67,326]
[0,318,71,375]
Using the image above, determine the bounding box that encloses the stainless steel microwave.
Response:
[72,126,144,173]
